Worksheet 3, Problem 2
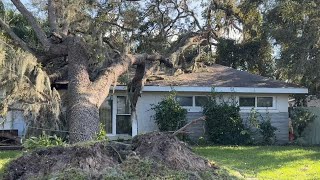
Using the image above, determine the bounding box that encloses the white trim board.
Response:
[112,86,308,94]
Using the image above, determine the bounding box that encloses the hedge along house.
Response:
[1,64,308,143]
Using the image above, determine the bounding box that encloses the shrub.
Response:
[203,99,249,145]
[95,123,109,141]
[245,109,277,145]
[291,108,316,138]
[259,119,277,145]
[23,131,66,150]
[151,93,187,131]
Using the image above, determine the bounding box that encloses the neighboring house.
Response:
[0,89,25,137]
[0,64,308,144]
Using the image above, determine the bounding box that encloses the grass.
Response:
[0,151,22,175]
[195,146,320,180]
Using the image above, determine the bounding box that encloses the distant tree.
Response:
[215,0,274,77]
[266,0,320,94]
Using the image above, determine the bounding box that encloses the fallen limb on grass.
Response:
[173,116,206,136]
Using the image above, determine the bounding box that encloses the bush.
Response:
[96,123,109,141]
[151,93,187,131]
[259,119,277,145]
[203,99,249,145]
[245,109,277,145]
[23,131,66,150]
[291,108,316,138]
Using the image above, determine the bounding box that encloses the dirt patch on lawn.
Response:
[3,132,218,180]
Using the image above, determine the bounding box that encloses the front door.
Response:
[99,95,132,136]
[115,96,132,135]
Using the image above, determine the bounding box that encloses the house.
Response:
[99,64,307,144]
[0,90,26,137]
[1,64,308,144]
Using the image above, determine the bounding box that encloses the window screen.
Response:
[117,96,131,114]
[257,97,273,107]
[195,96,209,107]
[99,97,112,134]
[176,96,193,106]
[239,97,255,107]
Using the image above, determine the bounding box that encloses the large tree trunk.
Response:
[68,96,99,143]
[67,39,100,143]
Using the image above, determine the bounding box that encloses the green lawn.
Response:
[0,151,21,175]
[195,146,320,180]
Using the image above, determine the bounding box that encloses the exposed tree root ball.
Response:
[132,132,215,171]
[4,142,119,180]
[3,133,218,180]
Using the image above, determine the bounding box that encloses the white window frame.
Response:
[238,96,277,110]
[176,95,209,112]
[110,95,133,136]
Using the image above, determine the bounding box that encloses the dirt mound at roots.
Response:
[132,132,214,171]
[4,142,120,179]
[3,132,217,180]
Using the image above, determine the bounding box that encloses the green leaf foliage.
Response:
[245,109,277,145]
[291,108,316,138]
[203,99,249,145]
[259,119,277,145]
[23,131,66,150]
[151,94,187,132]
[95,123,109,141]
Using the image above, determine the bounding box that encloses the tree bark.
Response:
[67,38,99,143]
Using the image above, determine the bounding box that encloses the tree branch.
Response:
[0,17,34,54]
[61,20,69,36]
[92,53,172,106]
[128,62,145,112]
[173,116,206,136]
[48,65,68,83]
[104,21,133,31]
[48,0,58,33]
[10,0,51,49]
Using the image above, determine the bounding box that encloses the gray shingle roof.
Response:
[145,64,301,88]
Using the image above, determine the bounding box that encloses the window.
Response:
[257,97,273,107]
[239,96,274,108]
[116,96,131,135]
[174,95,209,112]
[176,96,193,106]
[195,96,209,107]
[99,96,113,134]
[117,96,131,114]
[239,97,255,107]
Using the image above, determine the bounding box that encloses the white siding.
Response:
[136,92,290,143]
[277,94,289,112]
[0,110,26,137]
[136,92,166,134]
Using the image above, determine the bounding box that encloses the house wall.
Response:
[136,92,166,134]
[1,90,26,137]
[0,110,26,137]
[0,88,290,144]
[137,92,290,144]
